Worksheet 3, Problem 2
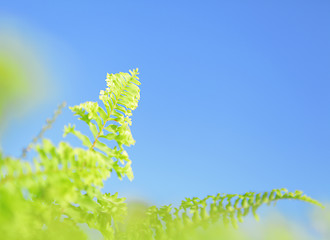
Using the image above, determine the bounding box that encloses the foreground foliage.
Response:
[0,69,322,239]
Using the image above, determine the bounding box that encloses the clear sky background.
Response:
[0,0,329,226]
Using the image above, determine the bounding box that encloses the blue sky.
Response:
[1,0,329,224]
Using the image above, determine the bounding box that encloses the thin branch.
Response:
[21,102,66,158]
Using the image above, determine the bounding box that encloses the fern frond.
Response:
[0,70,141,239]
[66,69,140,181]
[0,138,128,239]
[107,189,323,239]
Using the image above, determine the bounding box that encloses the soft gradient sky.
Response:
[1,0,329,225]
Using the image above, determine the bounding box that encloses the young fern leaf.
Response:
[65,69,140,181]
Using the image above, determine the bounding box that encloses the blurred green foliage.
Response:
[0,67,325,239]
[0,53,26,112]
[0,31,47,137]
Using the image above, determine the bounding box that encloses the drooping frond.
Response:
[108,189,323,240]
